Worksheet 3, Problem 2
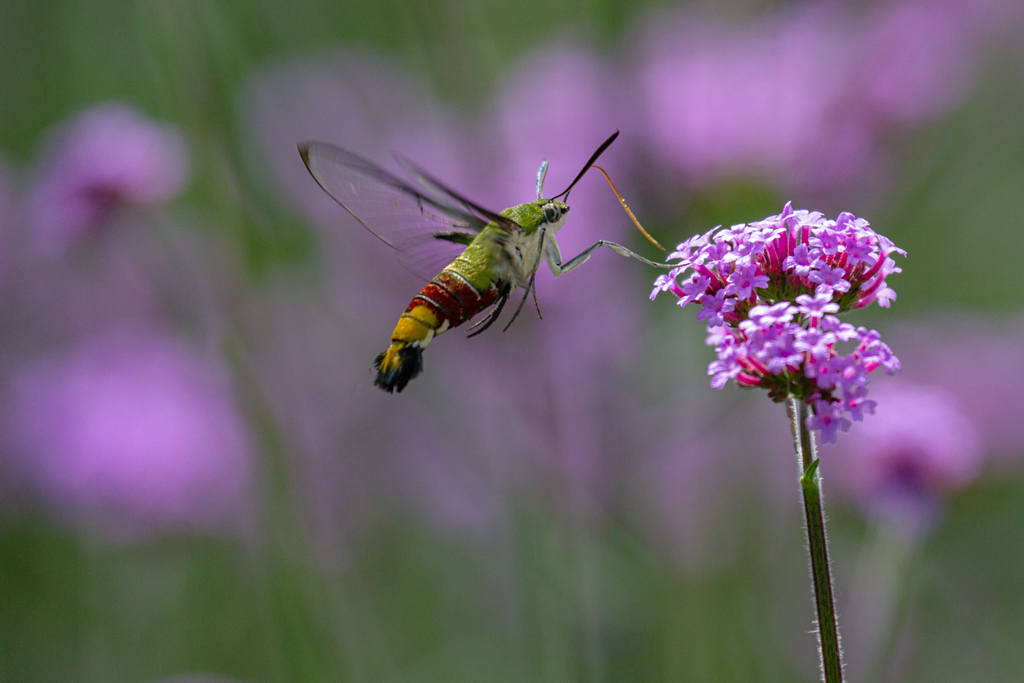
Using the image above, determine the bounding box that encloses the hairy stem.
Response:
[787,398,844,683]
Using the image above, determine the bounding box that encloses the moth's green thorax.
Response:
[452,199,570,292]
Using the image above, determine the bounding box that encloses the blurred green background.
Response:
[2,1,1024,682]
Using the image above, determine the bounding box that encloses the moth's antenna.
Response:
[535,159,549,200]
[590,164,668,253]
[553,130,619,201]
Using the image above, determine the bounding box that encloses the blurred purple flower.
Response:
[27,103,189,257]
[0,328,254,540]
[856,0,1023,125]
[891,315,1024,466]
[856,0,975,124]
[825,381,982,530]
[632,0,1020,193]
[633,5,874,192]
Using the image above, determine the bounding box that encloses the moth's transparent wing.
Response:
[388,230,479,284]
[299,142,498,280]
[394,156,524,236]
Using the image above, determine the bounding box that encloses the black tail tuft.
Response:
[374,343,424,393]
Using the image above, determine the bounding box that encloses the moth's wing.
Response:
[389,230,481,284]
[394,155,524,237]
[299,142,498,280]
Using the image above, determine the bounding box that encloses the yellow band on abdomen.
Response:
[391,305,440,344]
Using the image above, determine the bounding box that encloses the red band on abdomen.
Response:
[412,281,463,326]
[405,269,501,330]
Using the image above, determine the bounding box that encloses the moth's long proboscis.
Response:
[589,164,668,254]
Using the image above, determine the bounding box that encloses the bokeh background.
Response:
[2,0,1023,681]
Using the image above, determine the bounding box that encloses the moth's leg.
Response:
[466,284,511,338]
[547,238,671,276]
[530,279,543,320]
[501,272,542,332]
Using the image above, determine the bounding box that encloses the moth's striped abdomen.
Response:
[374,268,501,392]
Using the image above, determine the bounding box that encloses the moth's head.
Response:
[503,199,570,235]
[540,199,570,233]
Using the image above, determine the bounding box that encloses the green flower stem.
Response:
[787,398,844,683]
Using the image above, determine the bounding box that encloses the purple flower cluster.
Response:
[652,203,904,443]
[27,102,189,257]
